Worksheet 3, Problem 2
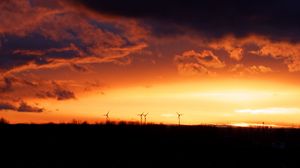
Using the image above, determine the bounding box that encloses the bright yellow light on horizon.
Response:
[229,123,280,127]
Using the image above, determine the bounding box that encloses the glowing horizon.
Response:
[2,78,300,127]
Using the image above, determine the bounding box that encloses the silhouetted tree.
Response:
[0,118,9,124]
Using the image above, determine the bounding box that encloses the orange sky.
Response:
[1,0,300,126]
[2,77,300,126]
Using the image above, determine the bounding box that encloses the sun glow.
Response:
[229,122,281,128]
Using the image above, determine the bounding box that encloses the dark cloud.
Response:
[17,101,43,112]
[0,76,37,93]
[0,102,17,111]
[73,0,300,41]
[0,35,82,73]
[0,101,43,112]
[36,81,76,100]
[54,87,76,100]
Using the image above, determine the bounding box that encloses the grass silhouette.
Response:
[1,119,300,167]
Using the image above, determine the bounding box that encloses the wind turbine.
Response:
[176,112,183,126]
[104,111,110,123]
[143,113,149,124]
[137,112,144,125]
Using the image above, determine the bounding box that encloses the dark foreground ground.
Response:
[1,123,300,168]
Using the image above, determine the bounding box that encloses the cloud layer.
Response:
[174,50,225,76]
[73,0,300,41]
[0,0,148,75]
[36,81,76,100]
[0,101,43,112]
[0,0,148,112]
[1,0,300,116]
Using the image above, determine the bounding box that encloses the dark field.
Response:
[1,123,300,168]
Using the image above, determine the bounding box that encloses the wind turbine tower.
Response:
[104,111,110,123]
[137,112,144,125]
[176,112,183,126]
[143,113,149,125]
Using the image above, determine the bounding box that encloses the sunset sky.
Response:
[1,0,300,125]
